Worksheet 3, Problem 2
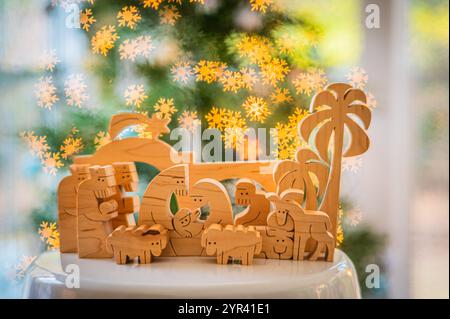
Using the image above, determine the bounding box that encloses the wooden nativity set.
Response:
[57,83,372,266]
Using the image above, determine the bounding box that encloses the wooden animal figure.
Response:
[77,165,118,258]
[106,224,168,264]
[234,179,271,226]
[167,208,205,257]
[57,164,90,253]
[172,208,204,238]
[255,226,294,260]
[111,162,139,229]
[266,189,335,261]
[138,164,189,229]
[188,178,234,228]
[201,224,262,265]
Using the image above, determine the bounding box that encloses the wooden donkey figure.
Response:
[266,189,335,261]
[58,164,90,253]
[111,162,140,229]
[77,165,119,258]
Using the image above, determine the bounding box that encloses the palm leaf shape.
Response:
[273,149,328,210]
[298,83,372,236]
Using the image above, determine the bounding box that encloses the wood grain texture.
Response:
[189,161,276,193]
[188,178,234,228]
[111,162,139,229]
[299,83,371,248]
[66,82,374,264]
[57,164,90,253]
[234,179,271,226]
[165,208,205,256]
[77,165,118,258]
[74,137,179,172]
[106,224,168,264]
[266,190,334,261]
[109,112,170,140]
[255,226,294,260]
[138,164,189,229]
[273,149,329,210]
[201,224,262,265]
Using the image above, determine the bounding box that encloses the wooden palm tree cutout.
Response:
[273,148,328,210]
[299,83,372,237]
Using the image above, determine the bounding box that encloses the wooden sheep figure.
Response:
[106,224,168,264]
[201,224,262,265]
[266,189,335,261]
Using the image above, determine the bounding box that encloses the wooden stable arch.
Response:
[74,137,277,192]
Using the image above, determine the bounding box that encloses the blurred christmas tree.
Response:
[21,0,386,297]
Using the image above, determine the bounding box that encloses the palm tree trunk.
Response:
[320,126,344,238]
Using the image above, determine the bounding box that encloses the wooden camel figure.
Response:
[201,224,262,265]
[110,162,139,229]
[234,179,271,226]
[57,164,90,253]
[266,189,335,261]
[188,178,234,228]
[77,165,119,258]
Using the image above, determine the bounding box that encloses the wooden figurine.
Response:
[57,164,90,253]
[172,208,204,238]
[77,165,118,258]
[266,190,335,261]
[168,208,205,256]
[255,226,294,260]
[201,224,262,265]
[188,178,234,227]
[299,83,371,239]
[74,113,180,173]
[106,224,168,264]
[234,179,271,226]
[273,149,329,210]
[65,82,373,265]
[111,162,139,229]
[138,164,189,229]
[109,112,170,140]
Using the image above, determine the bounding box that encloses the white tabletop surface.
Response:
[23,249,361,299]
